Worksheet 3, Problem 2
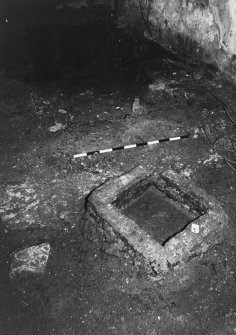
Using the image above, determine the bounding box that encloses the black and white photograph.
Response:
[0,0,235,334]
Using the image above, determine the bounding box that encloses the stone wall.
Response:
[63,0,114,10]
[124,0,236,81]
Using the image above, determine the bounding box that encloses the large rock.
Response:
[9,243,51,279]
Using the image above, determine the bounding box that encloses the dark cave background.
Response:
[0,0,163,83]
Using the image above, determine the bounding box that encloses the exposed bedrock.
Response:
[125,0,236,81]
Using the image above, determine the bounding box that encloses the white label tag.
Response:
[191,223,200,234]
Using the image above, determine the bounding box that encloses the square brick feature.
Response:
[88,166,228,275]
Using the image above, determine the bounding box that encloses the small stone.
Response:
[179,275,190,284]
[49,122,65,132]
[58,108,67,114]
[131,97,145,115]
[9,243,51,279]
[58,210,69,219]
[149,81,166,91]
[105,245,121,257]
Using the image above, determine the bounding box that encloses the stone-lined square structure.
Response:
[88,166,228,275]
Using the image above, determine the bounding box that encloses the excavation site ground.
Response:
[0,6,236,335]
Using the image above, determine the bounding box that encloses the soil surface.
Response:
[0,10,236,335]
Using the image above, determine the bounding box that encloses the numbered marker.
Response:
[191,223,200,234]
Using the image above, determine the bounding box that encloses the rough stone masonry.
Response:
[87,166,229,276]
[124,0,236,82]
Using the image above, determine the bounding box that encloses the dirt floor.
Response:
[0,28,236,334]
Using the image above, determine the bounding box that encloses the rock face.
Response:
[9,243,51,279]
[124,0,236,82]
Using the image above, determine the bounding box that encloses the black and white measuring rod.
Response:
[73,133,190,159]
